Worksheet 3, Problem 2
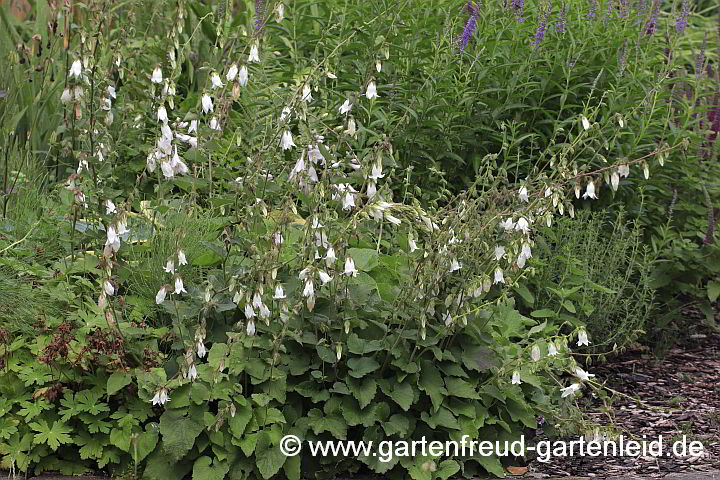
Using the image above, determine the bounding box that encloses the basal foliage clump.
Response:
[0,0,714,479]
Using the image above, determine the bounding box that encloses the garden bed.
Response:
[528,307,720,478]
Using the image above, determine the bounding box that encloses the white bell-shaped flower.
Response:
[70,60,83,79]
[201,94,214,114]
[151,66,163,84]
[366,81,378,99]
[211,72,224,89]
[280,130,295,150]
[248,44,260,63]
[339,99,352,115]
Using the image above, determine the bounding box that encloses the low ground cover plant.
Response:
[0,0,717,478]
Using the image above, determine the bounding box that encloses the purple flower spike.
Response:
[696,34,707,78]
[603,0,613,25]
[635,0,647,25]
[511,0,525,23]
[467,1,479,15]
[533,1,553,48]
[675,0,690,34]
[618,0,630,18]
[556,5,568,33]
[588,0,597,19]
[459,15,478,51]
[646,0,659,36]
[255,0,266,31]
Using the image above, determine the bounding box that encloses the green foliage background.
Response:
[0,0,718,478]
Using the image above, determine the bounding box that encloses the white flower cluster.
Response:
[155,249,188,305]
[146,67,191,179]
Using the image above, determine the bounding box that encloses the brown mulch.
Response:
[527,308,720,478]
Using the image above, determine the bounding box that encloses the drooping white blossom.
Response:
[339,99,352,115]
[344,257,358,277]
[161,160,174,179]
[106,225,120,252]
[318,271,333,285]
[211,72,224,89]
[164,259,175,274]
[500,218,515,231]
[574,367,595,382]
[366,81,378,99]
[227,64,239,82]
[325,247,337,267]
[201,94,214,114]
[281,130,295,150]
[103,280,115,296]
[302,84,313,102]
[248,44,260,63]
[531,345,541,362]
[581,115,590,130]
[157,105,168,123]
[346,117,357,136]
[174,276,187,295]
[519,186,529,202]
[582,181,597,199]
[409,236,419,253]
[449,259,462,273]
[561,383,582,398]
[342,191,355,210]
[274,3,285,22]
[156,286,167,305]
[303,279,315,297]
[61,88,73,104]
[369,162,384,180]
[577,329,590,347]
[151,66,163,84]
[515,217,530,234]
[70,60,83,79]
[493,267,505,284]
[151,388,170,405]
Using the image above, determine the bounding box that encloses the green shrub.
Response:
[524,208,656,351]
[0,0,711,478]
